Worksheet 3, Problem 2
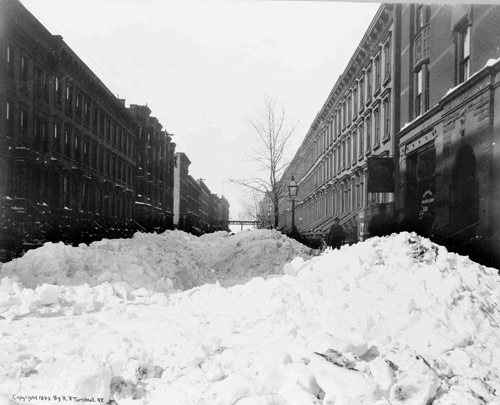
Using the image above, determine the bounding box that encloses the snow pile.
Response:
[1,232,500,405]
[0,229,312,292]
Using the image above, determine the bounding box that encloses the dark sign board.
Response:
[367,156,395,192]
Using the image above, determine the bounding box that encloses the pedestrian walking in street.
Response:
[327,218,345,250]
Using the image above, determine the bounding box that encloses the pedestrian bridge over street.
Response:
[224,220,262,231]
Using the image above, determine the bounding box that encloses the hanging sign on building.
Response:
[367,156,395,192]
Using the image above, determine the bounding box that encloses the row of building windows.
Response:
[4,44,136,157]
[297,172,389,226]
[5,104,136,187]
[334,36,391,133]
[411,10,471,119]
[11,167,135,218]
[308,95,392,181]
[6,101,136,161]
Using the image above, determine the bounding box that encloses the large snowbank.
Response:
[0,231,500,405]
[0,229,313,292]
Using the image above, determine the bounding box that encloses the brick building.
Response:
[217,196,230,232]
[198,179,211,233]
[128,104,175,231]
[173,152,230,234]
[280,4,500,266]
[0,0,226,260]
[397,4,500,265]
[0,0,143,255]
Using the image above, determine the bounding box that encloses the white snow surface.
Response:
[0,231,500,405]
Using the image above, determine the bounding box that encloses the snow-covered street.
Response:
[1,230,500,404]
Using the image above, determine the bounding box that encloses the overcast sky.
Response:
[21,0,380,219]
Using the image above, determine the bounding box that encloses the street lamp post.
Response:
[288,176,298,235]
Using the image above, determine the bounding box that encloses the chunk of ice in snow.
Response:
[283,257,306,276]
[35,284,60,306]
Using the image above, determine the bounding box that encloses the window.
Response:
[92,142,98,169]
[353,86,358,118]
[359,76,365,108]
[416,69,423,117]
[6,45,14,78]
[374,54,381,92]
[457,24,471,84]
[6,102,13,138]
[374,108,380,147]
[383,97,391,140]
[351,178,356,210]
[34,117,48,151]
[334,149,338,174]
[54,76,62,105]
[342,102,346,129]
[106,119,111,141]
[64,127,72,157]
[35,67,43,98]
[384,38,392,80]
[347,94,351,125]
[366,64,372,102]
[347,135,351,166]
[352,131,357,164]
[82,183,88,211]
[20,54,29,91]
[84,97,91,126]
[54,123,61,153]
[92,105,98,132]
[342,139,346,169]
[365,113,372,153]
[415,4,429,31]
[414,64,430,117]
[99,112,105,136]
[66,83,73,116]
[356,176,361,208]
[358,123,364,159]
[20,107,27,131]
[99,147,105,172]
[76,93,82,120]
[63,175,71,209]
[74,134,80,162]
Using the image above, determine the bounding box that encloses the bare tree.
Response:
[238,190,261,221]
[231,97,297,228]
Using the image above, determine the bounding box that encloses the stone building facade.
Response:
[280,4,500,266]
[280,4,397,243]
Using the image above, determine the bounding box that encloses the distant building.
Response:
[198,179,211,233]
[258,193,273,229]
[128,104,175,232]
[173,152,230,234]
[173,152,191,231]
[218,196,230,231]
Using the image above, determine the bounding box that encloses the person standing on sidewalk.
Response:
[327,218,345,250]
